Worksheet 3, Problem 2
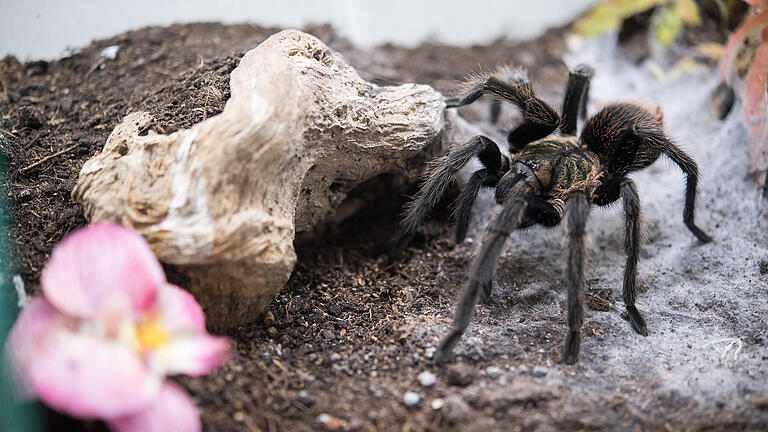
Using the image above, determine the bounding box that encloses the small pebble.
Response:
[425,347,435,359]
[330,353,342,361]
[532,366,549,377]
[442,395,468,424]
[298,390,313,406]
[329,304,342,316]
[417,371,436,387]
[316,413,342,430]
[233,411,245,422]
[430,398,444,410]
[486,366,502,379]
[100,45,120,59]
[263,311,276,326]
[403,391,421,407]
[17,189,31,201]
[445,364,474,387]
[348,418,364,431]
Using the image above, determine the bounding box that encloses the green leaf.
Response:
[574,3,625,36]
[619,0,668,16]
[675,0,701,26]
[574,0,668,37]
[654,4,684,45]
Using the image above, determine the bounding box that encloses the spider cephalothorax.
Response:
[401,65,712,364]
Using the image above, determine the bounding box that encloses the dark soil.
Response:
[2,18,767,432]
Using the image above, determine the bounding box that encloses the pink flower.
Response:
[4,222,229,432]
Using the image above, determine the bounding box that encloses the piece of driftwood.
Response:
[73,30,454,328]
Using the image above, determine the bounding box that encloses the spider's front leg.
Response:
[445,72,560,152]
[594,177,648,336]
[434,195,561,364]
[563,191,589,364]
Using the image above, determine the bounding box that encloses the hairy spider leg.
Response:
[560,64,593,136]
[434,197,526,365]
[445,74,560,152]
[394,136,508,255]
[563,191,589,364]
[434,195,562,364]
[578,70,591,123]
[594,177,648,336]
[647,134,713,243]
[454,168,499,244]
[490,99,502,124]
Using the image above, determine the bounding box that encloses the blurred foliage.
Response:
[1,140,41,432]
[575,0,702,44]
[714,0,740,28]
[719,0,768,181]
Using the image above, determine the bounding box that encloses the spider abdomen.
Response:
[581,103,664,176]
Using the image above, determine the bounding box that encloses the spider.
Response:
[401,65,712,365]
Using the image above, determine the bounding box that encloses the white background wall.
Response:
[0,0,597,60]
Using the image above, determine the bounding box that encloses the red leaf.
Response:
[719,11,768,83]
[744,26,768,173]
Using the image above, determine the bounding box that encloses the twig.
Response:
[85,59,105,78]
[20,143,77,172]
[0,128,18,138]
[310,302,344,321]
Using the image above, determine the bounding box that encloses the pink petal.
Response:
[155,333,230,377]
[160,285,206,332]
[29,330,162,419]
[4,297,70,399]
[108,382,201,432]
[41,221,164,319]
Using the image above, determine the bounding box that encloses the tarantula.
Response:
[401,65,712,365]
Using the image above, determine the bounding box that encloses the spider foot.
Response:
[563,330,581,365]
[686,223,713,244]
[625,306,648,336]
[434,330,462,365]
[433,344,451,365]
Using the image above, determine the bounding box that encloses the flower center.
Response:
[136,319,169,350]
